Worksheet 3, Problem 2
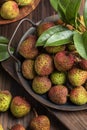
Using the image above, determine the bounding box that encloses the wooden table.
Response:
[0,0,87,130]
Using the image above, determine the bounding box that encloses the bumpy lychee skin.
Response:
[15,0,32,6]
[48,85,68,104]
[0,90,12,112]
[37,22,55,36]
[19,35,38,59]
[45,45,65,54]
[10,96,31,118]
[22,59,36,80]
[79,59,87,70]
[68,67,87,87]
[32,76,51,94]
[30,115,50,130]
[0,1,19,19]
[50,71,66,85]
[11,124,25,130]
[54,51,75,71]
[70,86,87,105]
[35,53,54,76]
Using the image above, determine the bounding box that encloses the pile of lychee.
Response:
[18,21,87,106]
[0,89,51,130]
[0,0,32,20]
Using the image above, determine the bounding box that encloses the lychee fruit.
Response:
[48,85,68,104]
[68,67,87,86]
[19,35,38,59]
[22,59,36,80]
[32,76,51,94]
[79,59,87,70]
[10,96,31,118]
[45,45,65,54]
[0,1,19,19]
[54,51,75,71]
[69,86,87,105]
[37,22,55,36]
[29,114,50,130]
[10,124,25,130]
[15,0,32,6]
[50,71,66,85]
[0,90,12,112]
[35,53,54,76]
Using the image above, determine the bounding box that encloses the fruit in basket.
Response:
[0,1,19,19]
[68,67,87,87]
[48,85,68,104]
[70,86,87,105]
[22,59,36,80]
[19,35,38,59]
[0,124,4,130]
[29,114,50,130]
[15,0,32,6]
[54,51,75,71]
[10,96,31,118]
[32,76,51,94]
[45,45,66,54]
[10,124,25,130]
[37,22,55,36]
[50,71,66,85]
[35,53,54,76]
[0,90,12,112]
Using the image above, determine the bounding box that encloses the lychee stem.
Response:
[33,108,38,117]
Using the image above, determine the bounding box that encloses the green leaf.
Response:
[44,30,73,47]
[83,0,87,27]
[0,36,9,44]
[36,25,68,46]
[0,44,14,62]
[73,31,87,59]
[57,0,70,22]
[65,0,81,26]
[50,0,58,12]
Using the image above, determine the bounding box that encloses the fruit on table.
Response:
[0,124,4,130]
[70,86,87,105]
[68,67,87,87]
[22,59,36,80]
[29,114,50,130]
[0,1,19,19]
[19,35,38,59]
[50,71,66,85]
[15,0,32,6]
[54,51,75,71]
[32,76,51,94]
[10,96,31,118]
[10,124,25,130]
[34,53,54,76]
[0,90,12,112]
[48,85,68,104]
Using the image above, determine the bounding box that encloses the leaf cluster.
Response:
[36,0,87,59]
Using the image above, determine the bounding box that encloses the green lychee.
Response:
[70,86,87,105]
[32,76,51,94]
[0,90,12,112]
[10,124,25,130]
[48,85,68,104]
[68,67,87,86]
[35,53,54,76]
[0,1,19,19]
[22,59,36,80]
[15,0,32,6]
[54,51,75,71]
[10,96,31,118]
[45,45,65,54]
[50,71,66,85]
[19,35,38,59]
[30,115,50,130]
